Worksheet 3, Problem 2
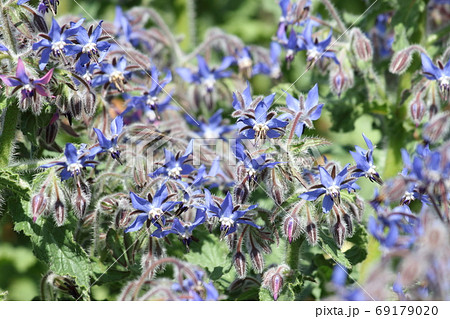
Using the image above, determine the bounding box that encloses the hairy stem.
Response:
[286,234,305,271]
[0,99,19,167]
[321,0,346,34]
[0,2,17,54]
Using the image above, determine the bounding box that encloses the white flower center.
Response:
[82,42,97,54]
[67,162,83,175]
[246,167,257,178]
[403,191,415,203]
[109,70,124,83]
[51,41,66,54]
[146,96,158,107]
[365,165,377,177]
[203,128,219,139]
[23,84,33,92]
[203,77,215,90]
[168,166,183,178]
[253,123,269,133]
[219,216,234,229]
[326,185,340,198]
[149,207,163,220]
[307,48,320,61]
[83,71,92,82]
[238,57,252,69]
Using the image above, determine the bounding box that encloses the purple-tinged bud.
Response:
[423,112,449,143]
[332,218,346,248]
[100,197,117,213]
[45,120,59,145]
[234,251,247,279]
[409,94,426,126]
[262,264,289,301]
[54,200,66,226]
[32,193,47,223]
[283,215,301,244]
[353,29,373,61]
[305,220,318,245]
[250,248,264,273]
[389,48,413,74]
[330,68,351,97]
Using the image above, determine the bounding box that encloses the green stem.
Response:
[286,235,305,271]
[0,2,17,54]
[0,100,19,168]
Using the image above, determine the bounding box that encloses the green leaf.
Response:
[344,225,369,266]
[184,233,236,290]
[0,290,7,301]
[318,231,352,269]
[0,169,31,200]
[391,24,409,53]
[9,197,93,299]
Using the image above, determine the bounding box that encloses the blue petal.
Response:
[299,188,326,201]
[322,194,334,213]
[130,191,150,212]
[125,214,148,233]
[421,53,441,80]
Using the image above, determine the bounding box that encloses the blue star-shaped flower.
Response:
[125,184,182,232]
[253,42,282,79]
[421,53,450,100]
[171,270,219,301]
[92,56,132,92]
[149,140,195,179]
[299,164,356,213]
[40,143,97,181]
[349,134,382,184]
[91,115,124,161]
[176,55,234,92]
[186,109,236,139]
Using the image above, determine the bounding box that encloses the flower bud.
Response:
[330,68,351,97]
[389,48,413,74]
[353,29,373,61]
[54,199,66,226]
[74,193,87,218]
[83,91,96,117]
[283,214,301,244]
[262,265,289,301]
[32,193,47,222]
[271,184,284,206]
[423,112,449,143]
[234,183,249,204]
[409,95,426,126]
[332,217,346,248]
[234,251,247,279]
[45,121,59,145]
[33,13,48,33]
[69,93,83,120]
[342,212,353,236]
[305,220,318,245]
[250,248,264,273]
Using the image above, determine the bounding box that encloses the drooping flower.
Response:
[349,134,382,184]
[253,42,282,79]
[152,209,206,247]
[176,55,234,92]
[90,115,124,161]
[125,184,181,232]
[299,164,356,213]
[171,269,219,301]
[206,190,260,237]
[92,56,132,92]
[279,83,323,138]
[297,19,339,65]
[420,53,450,100]
[40,143,97,181]
[125,66,173,120]
[149,140,195,179]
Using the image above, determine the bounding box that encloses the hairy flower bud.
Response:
[250,248,264,273]
[409,94,426,126]
[332,218,346,248]
[234,182,249,204]
[69,93,83,119]
[234,251,247,279]
[389,48,413,74]
[45,120,59,145]
[342,212,353,236]
[353,29,373,61]
[83,91,96,116]
[305,220,318,245]
[262,264,290,301]
[423,112,449,143]
[271,184,284,206]
[74,193,87,218]
[33,13,48,33]
[54,199,66,226]
[283,214,301,244]
[32,193,47,222]
[330,68,352,97]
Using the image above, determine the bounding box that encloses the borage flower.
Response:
[91,115,124,162]
[65,20,111,65]
[299,164,356,213]
[0,58,53,112]
[40,143,97,181]
[150,140,195,180]
[280,83,323,138]
[253,42,282,79]
[125,184,181,232]
[349,134,382,184]
[206,190,260,237]
[186,109,235,139]
[237,95,288,142]
[171,270,219,301]
[32,18,84,70]
[421,53,450,100]
[177,55,234,92]
[297,19,339,65]
[92,56,132,92]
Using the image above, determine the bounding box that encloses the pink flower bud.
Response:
[262,264,290,301]
[389,48,413,74]
[283,215,301,244]
[353,29,373,61]
[409,95,426,126]
[32,193,47,223]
